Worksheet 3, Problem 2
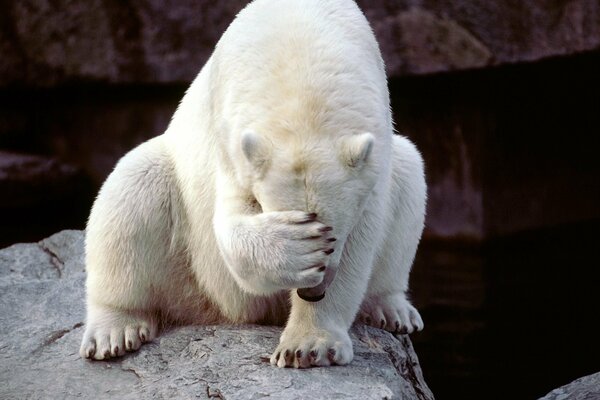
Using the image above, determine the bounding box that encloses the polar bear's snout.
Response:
[297,264,337,302]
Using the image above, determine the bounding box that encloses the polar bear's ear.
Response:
[241,131,270,169]
[343,133,374,168]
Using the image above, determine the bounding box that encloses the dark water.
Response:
[410,220,600,399]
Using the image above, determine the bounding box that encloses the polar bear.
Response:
[79,0,426,368]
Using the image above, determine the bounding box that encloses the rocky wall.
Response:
[0,0,598,86]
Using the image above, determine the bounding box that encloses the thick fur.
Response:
[80,0,426,368]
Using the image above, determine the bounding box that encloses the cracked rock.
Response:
[0,230,434,400]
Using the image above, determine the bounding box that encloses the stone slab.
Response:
[0,230,434,400]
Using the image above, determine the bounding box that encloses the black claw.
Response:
[126,340,132,350]
[395,321,400,331]
[380,319,386,328]
[323,248,334,255]
[327,237,337,242]
[140,333,147,342]
[327,349,336,363]
[103,350,111,359]
[398,326,408,334]
[307,213,318,219]
[274,352,280,361]
[295,349,303,359]
[309,350,318,359]
[318,265,326,272]
[319,226,333,232]
[113,346,119,355]
[365,316,371,324]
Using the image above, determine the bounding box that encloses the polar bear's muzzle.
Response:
[297,266,336,302]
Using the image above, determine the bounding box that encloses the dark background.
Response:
[1,1,599,399]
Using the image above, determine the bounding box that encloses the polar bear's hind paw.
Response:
[360,293,424,334]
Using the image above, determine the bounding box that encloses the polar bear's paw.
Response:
[79,308,157,360]
[250,211,336,289]
[269,326,353,368]
[359,293,424,334]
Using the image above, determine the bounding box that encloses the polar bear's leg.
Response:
[270,209,381,368]
[360,135,426,334]
[214,169,373,367]
[80,137,179,360]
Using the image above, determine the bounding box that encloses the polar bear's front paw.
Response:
[79,307,157,360]
[360,293,424,334]
[269,325,353,368]
[255,211,336,289]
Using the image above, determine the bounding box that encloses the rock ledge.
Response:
[0,230,434,400]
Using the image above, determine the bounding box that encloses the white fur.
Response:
[80,0,426,368]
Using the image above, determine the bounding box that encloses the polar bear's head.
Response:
[240,130,381,265]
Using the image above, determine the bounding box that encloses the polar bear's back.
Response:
[228,0,372,44]
[208,0,390,140]
[218,0,384,86]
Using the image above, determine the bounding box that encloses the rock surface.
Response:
[539,372,600,400]
[1,0,598,86]
[0,230,434,400]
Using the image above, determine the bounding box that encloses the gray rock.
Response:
[0,230,434,400]
[539,372,600,400]
[1,0,598,86]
